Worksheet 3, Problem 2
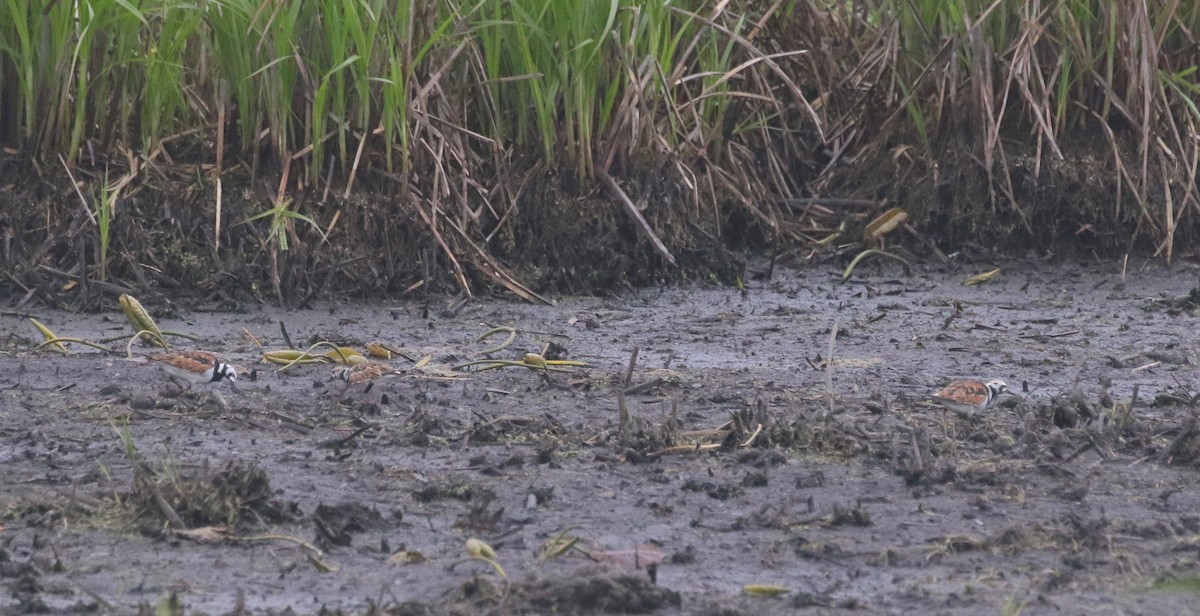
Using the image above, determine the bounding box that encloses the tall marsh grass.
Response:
[1,0,1199,295]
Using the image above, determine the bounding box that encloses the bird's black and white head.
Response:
[984,379,1008,400]
[214,362,238,384]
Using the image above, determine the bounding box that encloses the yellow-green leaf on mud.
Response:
[30,318,69,354]
[119,294,167,348]
[324,347,367,365]
[743,584,791,597]
[963,268,1001,286]
[262,349,326,365]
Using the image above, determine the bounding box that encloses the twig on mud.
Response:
[241,328,263,348]
[624,347,639,387]
[279,320,295,350]
[318,423,376,449]
[264,410,313,434]
[135,466,186,530]
[234,533,337,572]
[1131,361,1161,373]
[941,302,964,330]
[1019,330,1079,340]
[645,442,723,457]
[623,377,664,396]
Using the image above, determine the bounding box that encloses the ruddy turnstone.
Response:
[932,379,1008,418]
[332,361,406,397]
[148,350,238,388]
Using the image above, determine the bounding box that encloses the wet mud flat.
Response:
[3,259,1200,615]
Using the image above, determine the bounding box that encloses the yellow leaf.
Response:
[262,349,326,365]
[119,294,166,348]
[743,584,791,597]
[465,538,496,559]
[324,347,367,365]
[30,318,69,355]
[465,538,506,579]
[864,207,908,240]
[963,268,1001,286]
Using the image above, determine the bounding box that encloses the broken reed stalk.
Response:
[597,169,676,267]
[278,320,295,350]
[617,388,632,444]
[624,346,639,387]
[825,318,838,414]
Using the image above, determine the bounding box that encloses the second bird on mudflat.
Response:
[332,361,407,397]
[932,378,1008,418]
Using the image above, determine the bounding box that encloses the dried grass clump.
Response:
[122,460,289,532]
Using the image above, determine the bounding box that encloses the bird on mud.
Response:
[331,361,407,399]
[932,378,1008,418]
[147,350,240,390]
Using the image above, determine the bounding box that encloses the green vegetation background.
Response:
[1,0,1198,301]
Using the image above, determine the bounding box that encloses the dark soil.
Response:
[4,258,1200,615]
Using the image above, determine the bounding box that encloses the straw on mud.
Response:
[825,318,838,414]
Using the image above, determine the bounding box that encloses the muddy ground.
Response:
[4,257,1200,615]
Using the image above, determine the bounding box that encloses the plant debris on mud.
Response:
[4,260,1200,614]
